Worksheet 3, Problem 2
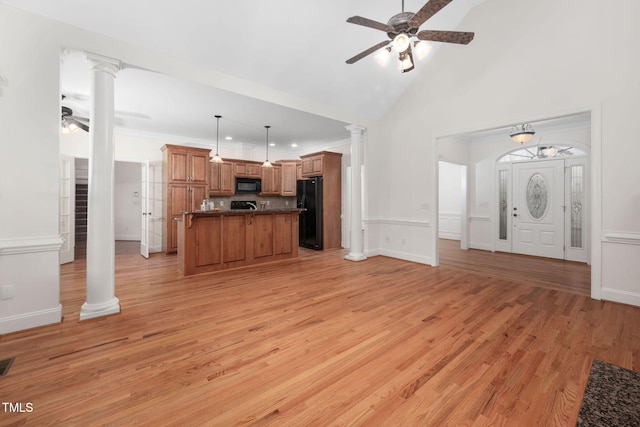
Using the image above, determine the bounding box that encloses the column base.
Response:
[345,253,367,262]
[79,297,120,321]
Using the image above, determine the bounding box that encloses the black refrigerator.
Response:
[297,177,323,250]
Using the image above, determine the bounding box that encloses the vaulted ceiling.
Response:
[1,0,485,153]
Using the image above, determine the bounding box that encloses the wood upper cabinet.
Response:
[210,161,234,196]
[165,145,209,184]
[280,161,298,196]
[162,144,211,253]
[234,162,262,178]
[261,165,282,195]
[301,154,324,177]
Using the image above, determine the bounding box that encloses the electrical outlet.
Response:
[285,200,289,206]
[0,285,15,300]
[219,201,224,207]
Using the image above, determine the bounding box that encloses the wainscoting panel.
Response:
[0,236,63,334]
[600,231,640,307]
[439,212,461,240]
[364,218,432,265]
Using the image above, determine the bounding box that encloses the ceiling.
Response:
[1,0,485,154]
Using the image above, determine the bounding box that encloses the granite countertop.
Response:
[182,208,304,215]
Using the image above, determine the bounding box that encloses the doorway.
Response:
[496,149,589,263]
[63,158,145,261]
[433,111,596,298]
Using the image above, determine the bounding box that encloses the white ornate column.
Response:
[80,53,121,320]
[345,124,367,261]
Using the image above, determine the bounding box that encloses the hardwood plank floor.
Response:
[1,243,638,426]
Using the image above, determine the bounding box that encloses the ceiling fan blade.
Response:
[347,16,396,34]
[68,117,90,132]
[417,30,475,44]
[409,0,453,28]
[346,40,392,64]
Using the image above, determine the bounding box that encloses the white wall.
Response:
[367,0,640,306]
[0,7,64,333]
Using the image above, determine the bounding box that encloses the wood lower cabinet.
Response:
[178,210,300,276]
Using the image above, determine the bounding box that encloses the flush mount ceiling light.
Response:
[510,123,536,144]
[345,0,475,73]
[262,125,272,168]
[210,115,223,163]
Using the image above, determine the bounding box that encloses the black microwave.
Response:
[235,177,261,193]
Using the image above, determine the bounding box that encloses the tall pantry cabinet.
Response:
[162,144,210,253]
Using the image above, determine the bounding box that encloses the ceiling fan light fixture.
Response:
[262,125,273,168]
[413,40,431,60]
[210,114,224,163]
[510,123,536,144]
[60,119,79,135]
[393,33,410,52]
[375,47,392,66]
[399,48,414,73]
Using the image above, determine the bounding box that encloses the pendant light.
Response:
[210,115,223,163]
[262,125,272,168]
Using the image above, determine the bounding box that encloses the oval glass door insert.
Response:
[526,173,548,219]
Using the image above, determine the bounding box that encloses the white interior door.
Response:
[512,159,565,259]
[140,161,150,258]
[59,155,75,264]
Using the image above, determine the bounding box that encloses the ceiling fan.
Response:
[61,95,89,133]
[346,0,475,72]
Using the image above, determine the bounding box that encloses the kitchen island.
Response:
[176,209,302,276]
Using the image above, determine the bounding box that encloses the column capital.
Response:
[345,124,366,135]
[84,52,122,77]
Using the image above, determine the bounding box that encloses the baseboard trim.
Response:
[600,287,640,308]
[0,304,62,335]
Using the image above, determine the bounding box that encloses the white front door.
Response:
[512,159,565,259]
[59,155,75,264]
[140,161,150,259]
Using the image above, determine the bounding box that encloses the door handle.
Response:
[513,213,518,217]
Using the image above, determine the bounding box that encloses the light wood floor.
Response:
[1,242,638,426]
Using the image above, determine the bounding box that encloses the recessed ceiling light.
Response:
[269,142,276,147]
[291,143,298,148]
[225,136,232,140]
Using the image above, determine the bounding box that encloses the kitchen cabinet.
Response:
[260,164,282,195]
[280,161,298,196]
[209,161,234,196]
[234,161,262,178]
[162,144,211,253]
[177,210,300,275]
[301,154,324,177]
[166,145,209,184]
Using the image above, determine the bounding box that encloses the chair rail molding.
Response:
[602,230,640,245]
[0,235,65,255]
